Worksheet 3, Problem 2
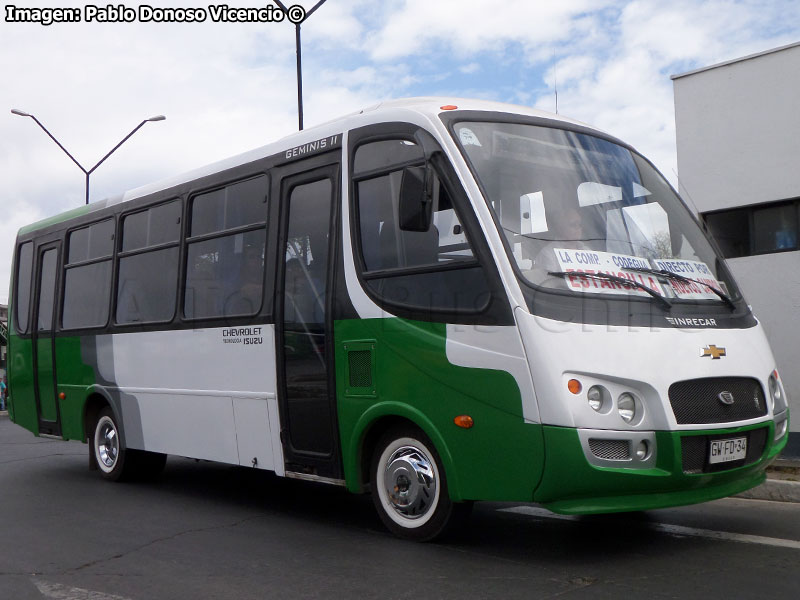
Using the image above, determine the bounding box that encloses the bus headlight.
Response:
[618,393,637,424]
[769,371,788,414]
[587,385,609,412]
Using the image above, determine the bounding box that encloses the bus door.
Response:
[32,242,62,436]
[275,156,342,480]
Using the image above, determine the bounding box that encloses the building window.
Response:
[704,199,799,258]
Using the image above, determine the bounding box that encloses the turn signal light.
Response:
[454,415,474,429]
[567,379,582,395]
[440,105,458,110]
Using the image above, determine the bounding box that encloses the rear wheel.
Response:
[92,406,166,481]
[371,426,470,541]
[93,407,127,481]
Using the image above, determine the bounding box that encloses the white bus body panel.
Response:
[93,326,284,474]
[515,308,778,431]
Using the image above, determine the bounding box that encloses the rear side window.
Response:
[63,219,114,329]
[116,200,181,325]
[184,175,269,320]
[14,241,34,334]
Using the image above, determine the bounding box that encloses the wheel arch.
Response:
[344,402,463,501]
[82,386,120,443]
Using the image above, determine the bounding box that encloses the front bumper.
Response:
[534,421,788,514]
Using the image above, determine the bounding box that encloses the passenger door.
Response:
[274,155,342,480]
[32,243,61,436]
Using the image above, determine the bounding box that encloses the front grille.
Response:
[669,377,767,425]
[588,439,630,461]
[681,427,768,474]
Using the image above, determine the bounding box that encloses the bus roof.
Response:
[18,97,594,235]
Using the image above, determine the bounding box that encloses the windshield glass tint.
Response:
[454,121,738,303]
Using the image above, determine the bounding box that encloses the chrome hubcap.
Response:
[96,417,118,470]
[382,445,437,520]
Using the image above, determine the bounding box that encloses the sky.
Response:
[1,0,798,304]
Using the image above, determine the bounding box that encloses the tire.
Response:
[92,406,128,481]
[370,426,471,541]
[91,406,167,481]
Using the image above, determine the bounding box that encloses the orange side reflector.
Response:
[454,415,474,429]
[58,392,66,400]
[440,105,458,110]
[567,379,582,395]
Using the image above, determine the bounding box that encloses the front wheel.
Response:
[371,427,470,541]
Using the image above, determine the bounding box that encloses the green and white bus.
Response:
[7,98,789,540]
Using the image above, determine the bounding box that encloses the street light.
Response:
[11,109,166,204]
[273,0,328,131]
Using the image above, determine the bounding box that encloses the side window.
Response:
[184,175,269,320]
[116,200,181,325]
[353,138,489,315]
[14,241,34,334]
[63,219,114,329]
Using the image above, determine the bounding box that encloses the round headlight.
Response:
[618,393,637,424]
[587,386,604,411]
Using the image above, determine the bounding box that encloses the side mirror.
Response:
[398,165,433,232]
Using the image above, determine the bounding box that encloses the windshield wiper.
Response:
[548,270,672,310]
[620,267,736,311]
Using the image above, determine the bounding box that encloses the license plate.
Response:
[709,437,747,464]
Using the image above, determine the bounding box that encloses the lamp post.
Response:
[273,0,328,131]
[11,109,166,205]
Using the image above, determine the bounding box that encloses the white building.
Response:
[673,42,800,457]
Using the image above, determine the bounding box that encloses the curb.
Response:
[736,478,800,503]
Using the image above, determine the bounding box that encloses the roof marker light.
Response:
[440,105,458,110]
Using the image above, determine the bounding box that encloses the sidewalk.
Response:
[737,456,800,503]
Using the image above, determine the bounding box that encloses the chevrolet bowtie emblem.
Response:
[701,345,727,359]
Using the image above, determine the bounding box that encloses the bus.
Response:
[7,98,789,541]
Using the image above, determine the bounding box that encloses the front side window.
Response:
[353,138,489,315]
[453,120,741,308]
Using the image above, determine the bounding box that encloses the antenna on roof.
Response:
[273,0,328,131]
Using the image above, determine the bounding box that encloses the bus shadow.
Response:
[123,456,683,561]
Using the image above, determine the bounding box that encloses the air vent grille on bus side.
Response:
[348,350,373,388]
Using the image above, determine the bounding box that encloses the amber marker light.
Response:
[59,392,66,400]
[567,379,582,395]
[440,105,458,110]
[454,415,474,429]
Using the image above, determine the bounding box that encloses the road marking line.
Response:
[499,506,800,550]
[33,579,133,600]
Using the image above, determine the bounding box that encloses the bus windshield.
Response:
[453,120,739,304]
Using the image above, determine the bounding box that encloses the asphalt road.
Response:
[2,414,799,600]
